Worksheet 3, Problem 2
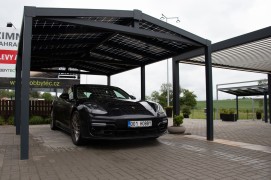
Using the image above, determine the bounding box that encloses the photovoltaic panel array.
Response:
[27,8,207,75]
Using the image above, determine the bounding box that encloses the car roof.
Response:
[74,84,119,89]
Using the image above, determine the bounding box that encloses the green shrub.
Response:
[164,106,173,110]
[29,116,44,125]
[43,117,51,124]
[228,109,235,114]
[220,108,229,114]
[182,105,191,115]
[173,115,184,126]
[7,116,14,125]
[0,116,5,125]
[220,109,235,114]
[29,116,50,125]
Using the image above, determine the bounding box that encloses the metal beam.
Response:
[107,75,111,86]
[15,54,22,135]
[14,23,23,135]
[30,68,106,76]
[178,58,271,74]
[93,49,142,65]
[174,47,204,62]
[269,74,271,124]
[205,45,213,141]
[20,14,33,160]
[172,58,180,116]
[33,7,134,17]
[218,84,268,97]
[88,33,116,53]
[213,26,271,51]
[31,26,111,35]
[31,55,141,66]
[141,13,208,46]
[264,92,268,123]
[48,18,196,44]
[174,26,271,62]
[128,35,176,53]
[236,96,239,120]
[104,41,157,60]
[31,37,102,46]
[141,65,145,100]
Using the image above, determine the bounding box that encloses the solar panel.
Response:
[28,9,206,75]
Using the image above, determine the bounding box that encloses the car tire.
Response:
[50,110,57,130]
[71,111,84,146]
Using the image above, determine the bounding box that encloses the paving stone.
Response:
[0,121,271,179]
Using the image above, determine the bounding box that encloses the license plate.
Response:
[128,120,152,128]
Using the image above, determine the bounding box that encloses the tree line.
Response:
[0,90,54,101]
[146,83,197,116]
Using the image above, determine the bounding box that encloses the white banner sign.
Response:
[0,27,19,77]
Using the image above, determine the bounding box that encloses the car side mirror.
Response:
[130,95,136,100]
[59,93,69,100]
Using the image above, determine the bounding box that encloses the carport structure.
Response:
[218,81,269,122]
[173,26,271,131]
[16,7,212,159]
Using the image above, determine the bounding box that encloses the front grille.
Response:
[108,102,152,116]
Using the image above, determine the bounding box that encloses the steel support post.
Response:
[236,96,239,120]
[252,99,255,120]
[20,15,33,160]
[141,65,145,100]
[107,75,111,86]
[264,93,268,123]
[268,74,271,124]
[15,55,22,135]
[205,45,213,141]
[172,58,180,116]
[216,85,219,120]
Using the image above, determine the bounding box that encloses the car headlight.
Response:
[86,104,107,115]
[156,103,166,116]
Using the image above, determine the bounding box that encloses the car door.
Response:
[53,92,69,122]
[55,93,69,125]
[57,87,76,128]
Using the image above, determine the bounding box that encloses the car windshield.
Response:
[76,86,131,100]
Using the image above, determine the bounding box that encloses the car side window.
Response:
[114,90,126,99]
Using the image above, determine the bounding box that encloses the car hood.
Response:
[79,98,158,116]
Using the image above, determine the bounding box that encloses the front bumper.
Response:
[81,115,168,140]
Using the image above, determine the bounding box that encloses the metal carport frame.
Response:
[218,82,269,122]
[173,26,271,142]
[16,6,211,159]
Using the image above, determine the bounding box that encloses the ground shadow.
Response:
[83,138,162,150]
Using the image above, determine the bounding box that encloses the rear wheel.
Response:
[71,111,84,145]
[50,109,57,130]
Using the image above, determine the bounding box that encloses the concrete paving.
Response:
[0,119,271,180]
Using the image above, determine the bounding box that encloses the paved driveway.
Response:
[0,119,271,180]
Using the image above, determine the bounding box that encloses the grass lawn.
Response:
[189,98,263,119]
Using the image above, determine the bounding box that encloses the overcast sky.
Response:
[1,0,270,100]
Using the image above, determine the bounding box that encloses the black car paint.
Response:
[52,85,168,140]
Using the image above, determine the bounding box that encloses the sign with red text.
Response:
[0,27,19,77]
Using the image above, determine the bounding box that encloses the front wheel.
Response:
[71,111,84,146]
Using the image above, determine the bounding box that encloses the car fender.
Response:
[76,104,92,137]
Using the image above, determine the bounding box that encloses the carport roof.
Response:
[173,26,271,74]
[218,84,268,96]
[19,7,210,76]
